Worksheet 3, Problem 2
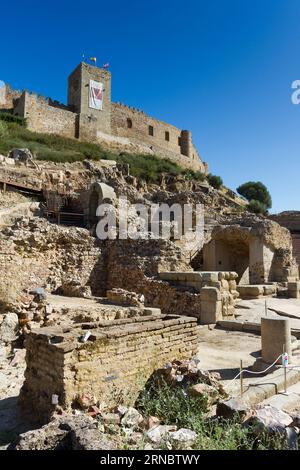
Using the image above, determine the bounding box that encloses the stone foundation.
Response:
[20,314,198,423]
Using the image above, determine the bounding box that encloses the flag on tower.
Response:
[103,63,109,70]
[90,57,97,64]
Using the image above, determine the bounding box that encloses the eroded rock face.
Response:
[0,312,19,343]
[216,398,251,420]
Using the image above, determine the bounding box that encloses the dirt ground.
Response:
[197,327,261,380]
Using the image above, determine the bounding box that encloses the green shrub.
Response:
[136,379,209,426]
[116,153,181,183]
[237,181,272,209]
[248,199,268,215]
[182,169,206,182]
[135,379,287,450]
[0,121,8,139]
[0,112,26,126]
[207,173,223,189]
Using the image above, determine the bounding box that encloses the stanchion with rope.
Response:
[282,345,289,395]
[224,353,284,393]
[240,359,243,396]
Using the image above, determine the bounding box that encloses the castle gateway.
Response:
[1,62,207,173]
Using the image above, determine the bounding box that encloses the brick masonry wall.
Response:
[20,315,199,422]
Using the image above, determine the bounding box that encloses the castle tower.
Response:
[68,62,111,139]
[180,130,192,158]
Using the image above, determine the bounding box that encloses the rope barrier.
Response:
[223,353,283,390]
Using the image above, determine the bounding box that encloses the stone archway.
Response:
[88,182,116,226]
[202,226,255,285]
[203,234,250,284]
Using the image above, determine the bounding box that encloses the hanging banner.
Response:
[89,80,103,110]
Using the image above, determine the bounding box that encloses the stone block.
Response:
[289,291,300,299]
[158,272,178,281]
[288,281,300,291]
[142,308,161,316]
[200,299,222,324]
[237,285,264,299]
[200,287,221,301]
[186,272,203,281]
[288,281,300,298]
[187,281,202,293]
[265,285,277,296]
[200,272,219,282]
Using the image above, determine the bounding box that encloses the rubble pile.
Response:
[156,358,228,403]
[9,404,198,451]
[106,288,145,307]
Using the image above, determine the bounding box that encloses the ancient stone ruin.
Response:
[1,141,300,450]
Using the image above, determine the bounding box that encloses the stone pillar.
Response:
[249,239,274,284]
[261,317,292,364]
[200,287,222,324]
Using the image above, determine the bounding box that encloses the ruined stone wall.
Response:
[0,85,22,112]
[270,212,300,271]
[20,315,198,422]
[103,239,203,318]
[292,235,300,270]
[0,219,106,298]
[203,220,299,284]
[16,92,77,138]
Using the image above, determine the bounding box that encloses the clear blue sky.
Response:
[2,0,300,213]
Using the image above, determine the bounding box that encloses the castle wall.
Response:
[0,85,22,112]
[111,103,206,172]
[4,62,207,173]
[17,92,76,138]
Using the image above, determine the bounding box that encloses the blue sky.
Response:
[1,0,300,213]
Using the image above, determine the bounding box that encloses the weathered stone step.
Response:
[260,381,300,413]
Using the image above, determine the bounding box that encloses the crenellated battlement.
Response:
[0,62,207,173]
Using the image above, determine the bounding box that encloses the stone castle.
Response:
[0,62,207,173]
